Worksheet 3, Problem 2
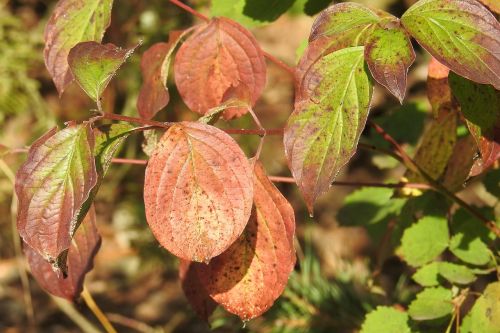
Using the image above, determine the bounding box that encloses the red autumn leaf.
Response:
[174,18,266,120]
[44,0,113,95]
[24,205,101,301]
[144,122,253,262]
[15,123,97,266]
[193,162,296,320]
[137,31,185,119]
[427,57,458,117]
[179,260,217,321]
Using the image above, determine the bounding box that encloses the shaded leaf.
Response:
[408,287,453,321]
[174,18,266,120]
[401,0,500,89]
[15,123,97,266]
[427,57,457,118]
[437,262,476,285]
[413,262,440,287]
[406,111,457,183]
[365,18,415,102]
[286,46,373,213]
[361,306,411,333]
[461,282,500,333]
[193,162,296,320]
[179,260,217,321]
[44,0,113,95]
[398,216,449,267]
[442,135,477,192]
[483,168,500,197]
[68,42,136,102]
[450,208,494,266]
[137,31,185,120]
[144,122,253,262]
[449,73,500,174]
[24,205,101,301]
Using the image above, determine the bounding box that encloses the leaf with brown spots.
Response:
[44,0,113,95]
[401,0,500,89]
[137,31,186,119]
[193,162,296,320]
[15,123,97,268]
[179,260,217,321]
[173,18,266,120]
[449,73,500,174]
[364,18,415,103]
[427,57,459,118]
[406,111,457,183]
[24,205,101,301]
[68,42,136,102]
[143,122,253,262]
[286,46,373,213]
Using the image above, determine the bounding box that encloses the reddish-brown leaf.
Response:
[442,135,478,191]
[427,57,458,118]
[16,123,97,265]
[174,18,266,120]
[24,205,101,301]
[144,122,253,262]
[44,0,113,95]
[137,31,185,119]
[179,260,217,321]
[194,162,296,320]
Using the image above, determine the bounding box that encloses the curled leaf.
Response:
[194,162,296,320]
[137,31,186,120]
[364,18,415,102]
[16,123,97,266]
[44,0,113,95]
[174,18,266,120]
[286,46,373,213]
[144,122,253,262]
[24,205,101,301]
[68,42,137,102]
[401,0,500,89]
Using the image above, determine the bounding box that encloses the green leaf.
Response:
[365,18,415,102]
[44,0,114,95]
[449,208,494,266]
[408,287,453,321]
[399,216,449,267]
[413,262,440,287]
[437,262,476,285]
[285,46,373,213]
[483,168,500,198]
[449,73,500,171]
[337,187,406,240]
[68,42,136,102]
[461,282,500,333]
[361,306,412,333]
[15,124,97,265]
[401,0,500,89]
[210,0,295,27]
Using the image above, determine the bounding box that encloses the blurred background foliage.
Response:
[0,0,498,332]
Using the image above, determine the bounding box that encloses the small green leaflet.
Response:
[285,46,373,213]
[401,0,500,89]
[413,262,440,287]
[398,216,449,267]
[360,306,411,333]
[68,42,137,102]
[408,287,453,321]
[461,282,500,333]
[413,261,477,286]
[44,0,114,95]
[364,18,415,103]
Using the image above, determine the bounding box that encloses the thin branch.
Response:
[81,286,118,333]
[168,0,295,75]
[111,158,147,165]
[106,313,158,333]
[268,175,431,189]
[369,121,500,238]
[50,296,101,333]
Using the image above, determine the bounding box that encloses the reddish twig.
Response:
[369,121,500,238]
[111,158,147,165]
[168,0,295,75]
[268,176,431,189]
